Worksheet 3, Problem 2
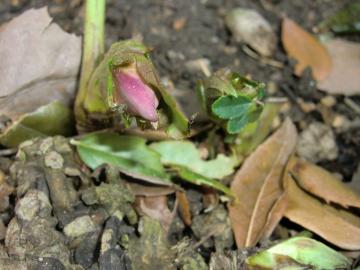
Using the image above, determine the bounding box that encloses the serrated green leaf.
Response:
[150,140,238,179]
[71,132,171,185]
[175,165,234,197]
[0,101,74,148]
[246,237,351,270]
[211,96,252,119]
[234,102,281,156]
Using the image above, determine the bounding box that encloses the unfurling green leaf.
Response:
[197,69,265,134]
[246,237,351,270]
[71,132,171,185]
[212,96,252,119]
[0,101,74,148]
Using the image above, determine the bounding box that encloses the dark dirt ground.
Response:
[0,0,360,269]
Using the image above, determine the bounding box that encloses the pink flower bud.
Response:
[112,65,159,122]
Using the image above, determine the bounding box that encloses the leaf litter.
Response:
[228,118,298,247]
[0,1,360,269]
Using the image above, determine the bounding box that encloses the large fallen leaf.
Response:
[282,18,332,81]
[150,140,237,179]
[318,39,360,95]
[0,101,74,148]
[289,157,360,208]
[284,175,360,250]
[228,118,297,247]
[0,7,81,119]
[71,132,171,185]
[246,237,351,270]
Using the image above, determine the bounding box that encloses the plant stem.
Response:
[75,0,106,130]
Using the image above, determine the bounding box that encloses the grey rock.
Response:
[297,122,338,163]
[225,8,276,57]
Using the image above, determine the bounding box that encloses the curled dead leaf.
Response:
[289,157,360,208]
[176,191,192,226]
[317,39,360,95]
[282,18,332,81]
[0,8,81,119]
[228,118,297,247]
[284,175,360,250]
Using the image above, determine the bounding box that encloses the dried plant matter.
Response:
[228,119,297,247]
[0,8,81,119]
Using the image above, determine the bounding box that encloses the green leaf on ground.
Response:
[211,95,252,119]
[0,101,74,148]
[246,237,351,270]
[175,165,234,197]
[71,132,171,185]
[150,140,238,179]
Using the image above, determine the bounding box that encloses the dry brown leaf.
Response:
[0,8,81,119]
[284,175,360,250]
[318,39,360,95]
[289,157,360,208]
[203,188,219,213]
[135,195,174,233]
[261,192,288,239]
[129,182,176,197]
[281,18,332,81]
[228,118,297,247]
[176,191,192,226]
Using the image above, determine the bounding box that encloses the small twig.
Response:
[265,97,288,104]
[0,148,17,156]
[242,45,284,69]
[192,225,224,249]
[344,98,360,116]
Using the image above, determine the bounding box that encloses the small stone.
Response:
[74,231,101,268]
[0,170,5,185]
[64,216,97,239]
[39,138,54,154]
[267,81,278,95]
[225,8,276,56]
[44,151,64,169]
[321,96,336,107]
[29,257,67,270]
[0,219,6,240]
[15,190,52,222]
[173,17,187,31]
[297,122,338,163]
[298,98,316,113]
[332,114,348,129]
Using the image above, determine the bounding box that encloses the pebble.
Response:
[225,8,276,56]
[64,215,97,239]
[15,190,52,222]
[321,96,336,107]
[44,151,64,169]
[297,122,338,163]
